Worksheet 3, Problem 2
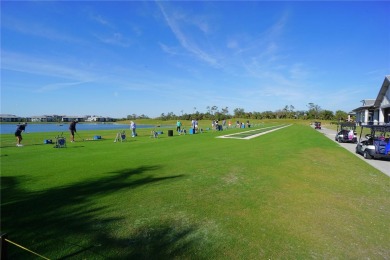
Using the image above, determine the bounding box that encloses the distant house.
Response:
[30,115,56,122]
[353,76,390,124]
[86,116,105,122]
[86,116,114,122]
[347,111,356,122]
[61,116,85,122]
[0,114,21,122]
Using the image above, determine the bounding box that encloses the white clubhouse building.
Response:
[353,76,390,125]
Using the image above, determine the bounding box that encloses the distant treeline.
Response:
[126,104,352,122]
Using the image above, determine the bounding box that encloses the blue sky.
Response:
[1,1,389,118]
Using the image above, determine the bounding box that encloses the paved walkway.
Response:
[319,127,390,177]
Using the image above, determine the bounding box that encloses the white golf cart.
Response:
[355,124,390,160]
[335,122,357,143]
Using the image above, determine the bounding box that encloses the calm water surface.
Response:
[0,123,156,134]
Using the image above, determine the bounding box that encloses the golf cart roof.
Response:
[361,124,390,132]
[338,122,356,127]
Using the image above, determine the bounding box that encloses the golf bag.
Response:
[54,133,66,148]
[114,130,126,142]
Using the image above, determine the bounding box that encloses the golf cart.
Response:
[335,122,357,143]
[355,124,390,160]
[314,122,321,129]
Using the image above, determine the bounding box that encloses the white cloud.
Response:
[159,42,179,55]
[157,2,220,68]
[90,13,111,27]
[223,11,315,107]
[1,51,98,84]
[227,39,239,49]
[36,81,91,93]
[93,32,132,47]
[1,14,83,44]
[88,10,135,47]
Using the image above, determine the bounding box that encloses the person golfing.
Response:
[15,122,27,147]
[69,120,78,142]
[130,121,137,137]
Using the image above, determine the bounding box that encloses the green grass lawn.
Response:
[1,123,389,259]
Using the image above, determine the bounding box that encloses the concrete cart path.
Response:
[319,127,390,177]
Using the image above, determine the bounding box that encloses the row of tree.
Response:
[127,103,351,122]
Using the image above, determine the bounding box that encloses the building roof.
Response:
[352,99,376,112]
[0,114,20,118]
[361,99,376,107]
[31,115,53,118]
[374,75,390,107]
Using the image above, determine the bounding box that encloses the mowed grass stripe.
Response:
[217,124,290,139]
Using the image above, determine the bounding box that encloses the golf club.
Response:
[75,131,84,141]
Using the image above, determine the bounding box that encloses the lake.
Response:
[0,123,159,134]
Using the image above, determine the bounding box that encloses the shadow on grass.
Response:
[1,166,202,259]
[66,145,85,148]
[59,222,201,259]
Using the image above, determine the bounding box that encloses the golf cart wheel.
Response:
[338,137,342,143]
[363,150,372,159]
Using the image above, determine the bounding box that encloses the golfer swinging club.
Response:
[15,122,27,147]
[69,120,78,142]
